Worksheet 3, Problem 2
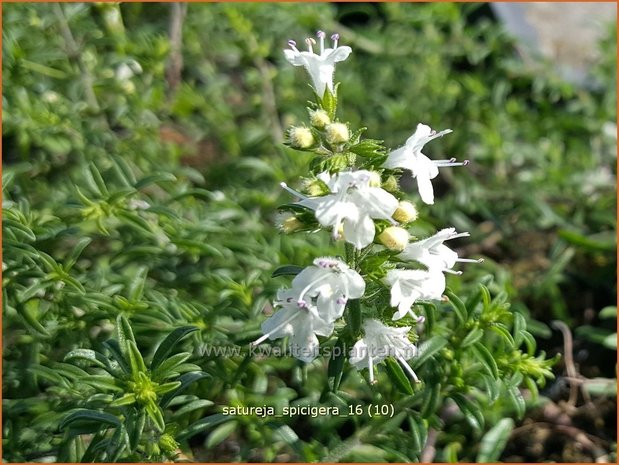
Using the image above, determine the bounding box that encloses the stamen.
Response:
[416,315,426,324]
[297,273,331,302]
[280,182,307,200]
[443,268,463,275]
[433,159,468,167]
[456,258,484,263]
[251,311,301,346]
[287,39,298,51]
[368,353,376,384]
[316,30,325,53]
[395,353,420,383]
[331,33,339,47]
[305,37,316,53]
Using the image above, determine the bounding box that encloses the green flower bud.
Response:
[368,171,382,187]
[309,109,331,128]
[325,122,349,144]
[288,127,315,149]
[382,175,399,192]
[393,201,418,223]
[377,226,410,252]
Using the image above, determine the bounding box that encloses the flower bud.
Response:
[393,201,418,223]
[325,122,349,144]
[368,171,382,187]
[377,226,410,251]
[309,109,331,128]
[281,216,303,234]
[288,127,315,149]
[382,175,399,192]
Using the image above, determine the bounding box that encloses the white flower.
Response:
[297,170,399,249]
[284,31,352,97]
[291,256,365,322]
[252,288,333,363]
[383,123,467,205]
[349,319,419,384]
[398,227,481,273]
[251,257,365,362]
[384,269,445,321]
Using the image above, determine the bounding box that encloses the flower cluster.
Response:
[255,31,482,385]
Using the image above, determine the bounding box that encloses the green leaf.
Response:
[127,266,148,302]
[481,375,501,403]
[102,339,130,373]
[126,340,147,377]
[171,399,215,419]
[384,357,413,395]
[64,349,111,371]
[476,418,514,462]
[177,413,230,441]
[471,342,499,379]
[461,327,484,348]
[443,442,461,463]
[327,337,347,392]
[145,401,165,432]
[63,237,92,271]
[154,381,182,395]
[109,393,137,407]
[348,299,362,337]
[411,336,448,369]
[271,265,304,278]
[206,421,238,448]
[489,323,515,346]
[151,326,198,369]
[15,300,50,337]
[444,289,467,325]
[512,312,527,347]
[160,372,210,408]
[506,384,526,419]
[134,172,177,190]
[116,314,136,354]
[126,409,146,452]
[61,409,121,431]
[451,393,484,431]
[599,306,617,320]
[81,375,124,393]
[421,382,441,418]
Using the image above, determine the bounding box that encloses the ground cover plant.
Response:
[2,2,616,462]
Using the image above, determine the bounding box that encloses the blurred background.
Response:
[3,2,616,462]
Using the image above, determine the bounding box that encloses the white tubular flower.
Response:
[297,170,399,249]
[383,123,468,205]
[398,227,482,274]
[349,319,419,384]
[384,269,446,321]
[284,31,352,97]
[252,288,333,363]
[291,256,365,322]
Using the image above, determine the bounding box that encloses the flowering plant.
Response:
[253,30,556,458]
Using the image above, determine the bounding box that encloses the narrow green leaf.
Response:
[154,381,182,395]
[109,393,137,407]
[63,237,92,271]
[64,349,110,370]
[477,418,514,463]
[177,413,230,441]
[81,375,124,393]
[444,289,467,325]
[271,265,304,278]
[126,409,146,452]
[116,314,136,354]
[126,340,147,377]
[171,399,214,419]
[327,338,347,392]
[61,409,120,430]
[512,312,526,347]
[134,172,177,190]
[421,382,441,418]
[384,357,413,395]
[348,299,362,337]
[506,385,526,419]
[151,326,199,370]
[411,336,448,369]
[471,342,499,379]
[145,402,166,432]
[160,372,210,408]
[127,266,148,302]
[451,393,484,431]
[461,327,484,348]
[206,421,237,448]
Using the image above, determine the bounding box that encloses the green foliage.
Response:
[3,2,615,463]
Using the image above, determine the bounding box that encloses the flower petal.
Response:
[343,214,375,249]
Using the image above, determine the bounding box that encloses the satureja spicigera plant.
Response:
[251,31,557,459]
